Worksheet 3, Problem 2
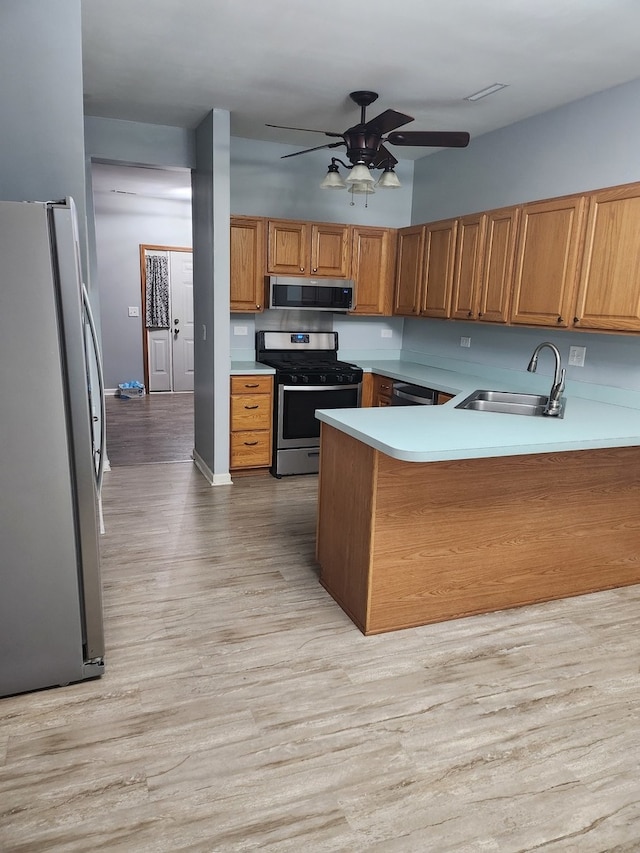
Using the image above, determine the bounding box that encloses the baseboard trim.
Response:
[192,450,232,486]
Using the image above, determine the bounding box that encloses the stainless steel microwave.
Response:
[268,276,355,312]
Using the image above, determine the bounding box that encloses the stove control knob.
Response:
[289,374,298,383]
[346,374,354,383]
[336,374,344,383]
[320,375,327,383]
[302,375,309,383]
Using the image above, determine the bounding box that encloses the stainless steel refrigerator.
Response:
[0,198,106,698]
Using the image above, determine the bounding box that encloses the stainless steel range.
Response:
[256,331,363,477]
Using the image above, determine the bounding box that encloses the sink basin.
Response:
[455,389,565,418]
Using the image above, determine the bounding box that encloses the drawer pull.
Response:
[243,441,259,446]
[244,404,260,410]
[244,383,259,388]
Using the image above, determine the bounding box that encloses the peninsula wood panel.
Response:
[316,425,377,632]
[316,427,640,634]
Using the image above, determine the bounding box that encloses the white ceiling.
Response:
[83,0,640,194]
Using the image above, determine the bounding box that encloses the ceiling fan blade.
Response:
[266,123,343,138]
[387,130,470,148]
[280,141,345,159]
[371,144,398,169]
[362,109,414,136]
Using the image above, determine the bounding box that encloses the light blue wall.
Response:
[92,193,192,389]
[0,0,89,278]
[192,110,231,482]
[85,117,195,170]
[231,137,413,227]
[412,76,640,222]
[407,76,640,393]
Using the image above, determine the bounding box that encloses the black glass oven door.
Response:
[277,384,360,448]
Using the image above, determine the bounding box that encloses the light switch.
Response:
[380,329,393,338]
[128,306,140,318]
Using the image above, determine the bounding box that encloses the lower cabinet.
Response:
[230,375,273,471]
[372,374,393,407]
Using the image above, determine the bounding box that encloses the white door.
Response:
[169,251,194,392]
[146,249,193,392]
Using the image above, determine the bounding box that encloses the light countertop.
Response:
[316,360,640,462]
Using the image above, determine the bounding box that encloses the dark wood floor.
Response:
[105,392,194,466]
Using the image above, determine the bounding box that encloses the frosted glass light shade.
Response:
[346,162,375,185]
[376,169,402,188]
[320,169,346,189]
[349,181,375,195]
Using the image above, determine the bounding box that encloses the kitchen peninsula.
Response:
[315,363,640,634]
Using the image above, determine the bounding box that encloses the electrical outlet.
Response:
[460,336,471,348]
[233,325,248,336]
[380,329,393,338]
[128,306,139,317]
[569,345,586,367]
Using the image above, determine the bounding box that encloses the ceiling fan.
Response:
[266,90,470,177]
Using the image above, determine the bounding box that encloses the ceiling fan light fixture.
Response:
[320,161,346,189]
[346,161,375,186]
[349,181,375,195]
[464,83,508,102]
[376,167,402,189]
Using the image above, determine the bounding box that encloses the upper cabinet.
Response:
[478,207,520,323]
[267,219,350,277]
[574,184,640,331]
[349,226,396,316]
[450,213,486,321]
[510,196,586,328]
[230,216,265,312]
[420,218,458,318]
[393,225,424,316]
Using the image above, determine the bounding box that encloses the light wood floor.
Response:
[105,391,194,466]
[1,459,640,850]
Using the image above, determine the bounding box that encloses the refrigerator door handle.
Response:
[82,283,106,493]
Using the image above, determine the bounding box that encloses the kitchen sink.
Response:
[455,389,565,417]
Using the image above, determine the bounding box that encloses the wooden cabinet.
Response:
[449,207,519,324]
[437,392,455,404]
[510,196,586,328]
[230,216,265,312]
[349,226,396,315]
[420,218,458,318]
[450,213,486,321]
[574,183,640,331]
[230,375,273,471]
[393,225,425,315]
[371,374,393,407]
[266,219,350,277]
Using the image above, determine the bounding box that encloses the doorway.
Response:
[140,245,194,393]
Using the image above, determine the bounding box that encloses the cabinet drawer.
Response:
[230,431,272,468]
[231,394,272,430]
[231,375,272,395]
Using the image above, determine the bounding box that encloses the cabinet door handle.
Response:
[467,310,473,317]
[244,405,259,410]
[312,267,318,272]
[243,441,259,446]
[557,316,564,323]
[299,266,305,272]
[573,316,580,323]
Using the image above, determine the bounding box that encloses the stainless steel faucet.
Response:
[527,342,566,416]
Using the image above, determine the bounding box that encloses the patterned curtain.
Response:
[145,255,170,328]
